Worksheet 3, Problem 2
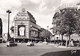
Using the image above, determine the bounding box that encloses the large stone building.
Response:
[0,18,2,37]
[12,8,41,42]
[0,18,2,42]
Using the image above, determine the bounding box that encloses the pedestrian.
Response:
[69,39,74,47]
[71,39,74,47]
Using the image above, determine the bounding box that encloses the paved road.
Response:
[0,44,80,56]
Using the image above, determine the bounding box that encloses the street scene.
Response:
[0,0,80,56]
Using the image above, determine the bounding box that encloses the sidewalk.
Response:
[47,43,80,49]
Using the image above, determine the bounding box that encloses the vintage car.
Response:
[26,42,34,46]
[6,41,17,47]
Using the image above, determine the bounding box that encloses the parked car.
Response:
[6,41,17,47]
[26,42,34,46]
[43,42,48,45]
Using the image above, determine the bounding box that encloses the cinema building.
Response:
[12,8,41,42]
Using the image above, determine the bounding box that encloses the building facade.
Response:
[13,8,41,42]
[0,18,2,37]
[0,18,2,42]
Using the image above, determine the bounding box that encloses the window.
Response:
[18,25,26,37]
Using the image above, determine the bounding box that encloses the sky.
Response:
[0,0,80,34]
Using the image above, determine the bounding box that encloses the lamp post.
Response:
[45,26,49,42]
[6,10,11,41]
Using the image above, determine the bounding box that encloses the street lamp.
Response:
[45,26,49,42]
[6,10,11,41]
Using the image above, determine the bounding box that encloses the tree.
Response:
[53,8,78,46]
[53,10,68,45]
[75,9,80,35]
[39,28,52,41]
[63,8,77,40]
